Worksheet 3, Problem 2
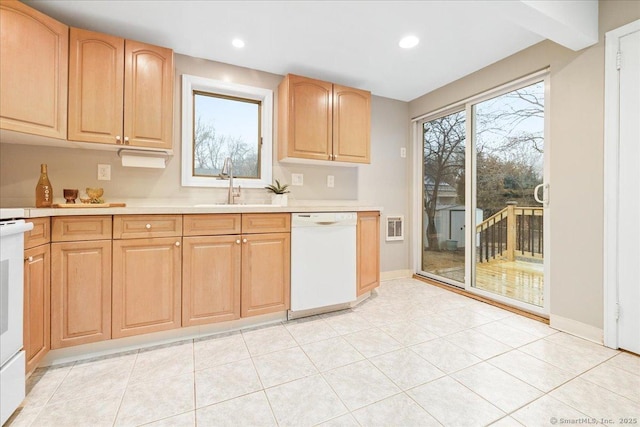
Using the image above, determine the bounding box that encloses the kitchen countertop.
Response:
[21,204,382,218]
[0,208,26,220]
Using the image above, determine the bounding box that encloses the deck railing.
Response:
[476,203,543,263]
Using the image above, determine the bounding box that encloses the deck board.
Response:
[422,250,544,306]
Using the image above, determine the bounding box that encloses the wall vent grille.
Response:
[386,215,404,241]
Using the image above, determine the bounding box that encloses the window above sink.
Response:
[181,74,273,188]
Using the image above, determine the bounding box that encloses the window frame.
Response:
[181,74,273,188]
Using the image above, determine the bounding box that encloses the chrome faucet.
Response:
[219,157,241,204]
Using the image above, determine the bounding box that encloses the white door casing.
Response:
[604,20,640,352]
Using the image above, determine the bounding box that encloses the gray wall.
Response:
[0,54,411,273]
[409,0,640,331]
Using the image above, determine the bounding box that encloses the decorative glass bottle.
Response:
[35,164,53,207]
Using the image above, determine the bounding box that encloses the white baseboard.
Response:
[381,269,413,281]
[550,314,604,345]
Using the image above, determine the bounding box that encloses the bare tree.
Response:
[423,111,465,251]
[193,117,259,178]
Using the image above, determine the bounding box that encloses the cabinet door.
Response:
[333,84,371,164]
[283,75,333,161]
[51,240,111,348]
[123,40,173,149]
[183,236,241,326]
[112,237,181,338]
[357,212,380,296]
[241,233,290,317]
[24,244,50,373]
[68,28,124,144]
[0,0,68,139]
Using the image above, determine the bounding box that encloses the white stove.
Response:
[0,216,32,424]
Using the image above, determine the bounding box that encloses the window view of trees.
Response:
[475,82,544,218]
[423,81,544,253]
[193,93,261,178]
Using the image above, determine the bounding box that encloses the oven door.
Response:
[0,220,33,366]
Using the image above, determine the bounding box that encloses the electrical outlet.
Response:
[327,175,335,188]
[400,147,407,158]
[97,164,111,181]
[291,173,303,186]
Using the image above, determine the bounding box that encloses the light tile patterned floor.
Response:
[7,278,640,427]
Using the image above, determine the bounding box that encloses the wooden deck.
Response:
[475,260,544,307]
[422,250,544,306]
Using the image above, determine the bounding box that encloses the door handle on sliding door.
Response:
[534,183,549,206]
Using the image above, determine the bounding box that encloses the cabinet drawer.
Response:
[52,216,112,242]
[183,214,241,236]
[241,213,291,234]
[113,215,182,239]
[25,217,51,249]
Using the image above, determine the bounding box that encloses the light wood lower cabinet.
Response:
[182,235,241,326]
[241,232,291,317]
[51,240,111,348]
[357,211,380,296]
[24,244,50,373]
[112,237,182,338]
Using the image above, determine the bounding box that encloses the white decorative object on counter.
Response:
[271,194,288,206]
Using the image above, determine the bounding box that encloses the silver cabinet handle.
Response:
[236,239,241,244]
[26,256,33,262]
[175,241,180,247]
[124,136,130,145]
[145,224,151,229]
[242,238,247,243]
[116,135,121,144]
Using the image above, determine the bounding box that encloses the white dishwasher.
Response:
[290,212,357,315]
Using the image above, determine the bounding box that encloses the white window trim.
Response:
[181,74,273,188]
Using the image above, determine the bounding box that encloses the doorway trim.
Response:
[603,19,640,349]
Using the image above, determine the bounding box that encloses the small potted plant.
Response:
[265,179,290,206]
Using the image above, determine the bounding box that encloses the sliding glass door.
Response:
[419,74,549,313]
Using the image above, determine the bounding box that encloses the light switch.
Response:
[292,173,303,186]
[400,147,407,158]
[327,175,335,188]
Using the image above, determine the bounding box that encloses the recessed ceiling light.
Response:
[232,38,245,48]
[399,35,419,49]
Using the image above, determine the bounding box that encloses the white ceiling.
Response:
[27,1,596,102]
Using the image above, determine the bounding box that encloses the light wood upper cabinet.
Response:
[356,211,380,296]
[182,235,241,326]
[68,28,173,149]
[278,74,370,164]
[51,240,111,348]
[24,243,50,374]
[112,237,182,338]
[68,28,124,145]
[0,0,68,139]
[124,40,173,149]
[241,232,290,317]
[278,75,333,161]
[333,85,371,163]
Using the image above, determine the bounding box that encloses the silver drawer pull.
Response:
[145,224,151,229]
[175,241,180,247]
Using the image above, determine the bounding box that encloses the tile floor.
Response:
[7,278,640,427]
